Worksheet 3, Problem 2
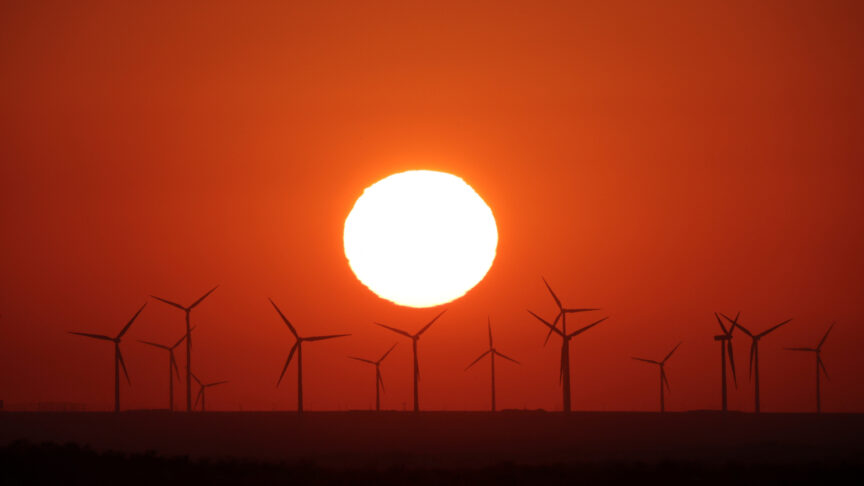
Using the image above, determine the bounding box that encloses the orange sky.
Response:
[1,0,863,413]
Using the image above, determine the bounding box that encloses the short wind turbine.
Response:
[786,322,835,413]
[465,317,520,411]
[713,312,738,412]
[270,298,350,413]
[150,286,218,412]
[375,310,446,412]
[349,343,397,411]
[528,277,605,412]
[138,329,190,411]
[69,303,146,412]
[722,314,792,413]
[632,342,682,413]
[191,373,228,412]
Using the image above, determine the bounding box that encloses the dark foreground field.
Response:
[2,411,863,484]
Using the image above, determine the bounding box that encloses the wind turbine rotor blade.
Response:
[375,322,413,338]
[632,357,659,365]
[207,380,228,387]
[379,343,398,362]
[818,322,835,350]
[465,350,492,371]
[714,312,728,334]
[818,356,830,381]
[138,340,169,350]
[568,316,609,337]
[541,277,562,310]
[417,309,447,337]
[785,347,816,352]
[268,299,298,338]
[487,317,493,349]
[189,285,219,309]
[377,370,385,393]
[722,313,750,336]
[663,342,682,363]
[150,295,186,311]
[277,343,298,386]
[118,349,131,385]
[305,333,351,342]
[171,353,180,379]
[662,369,671,392]
[194,389,203,409]
[527,310,563,337]
[117,303,147,339]
[757,318,793,338]
[564,308,600,314]
[727,341,738,388]
[543,312,562,346]
[69,332,114,341]
[349,357,375,365]
[191,372,202,386]
[494,350,520,365]
[172,327,193,349]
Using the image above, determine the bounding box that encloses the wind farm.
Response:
[2,1,864,484]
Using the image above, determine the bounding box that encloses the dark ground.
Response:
[1,411,863,484]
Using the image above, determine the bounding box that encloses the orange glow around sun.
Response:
[344,170,498,308]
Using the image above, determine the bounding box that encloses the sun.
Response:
[344,170,498,308]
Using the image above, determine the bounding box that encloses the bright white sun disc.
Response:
[343,170,498,308]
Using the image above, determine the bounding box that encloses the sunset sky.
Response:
[1,0,863,413]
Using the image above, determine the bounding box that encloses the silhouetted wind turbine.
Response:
[150,286,218,412]
[191,373,228,412]
[528,278,605,413]
[375,310,447,412]
[713,312,739,412]
[465,317,520,412]
[69,303,146,412]
[138,329,190,411]
[786,322,835,413]
[349,343,397,411]
[632,342,681,413]
[270,298,350,413]
[723,314,792,413]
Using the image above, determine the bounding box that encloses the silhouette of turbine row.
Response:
[67,281,837,414]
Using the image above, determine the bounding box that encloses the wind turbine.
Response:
[722,314,792,413]
[464,317,520,412]
[375,310,446,412]
[713,312,739,412]
[69,303,146,412]
[786,322,835,413]
[270,298,350,413]
[138,329,190,411]
[632,342,682,413]
[150,286,218,412]
[527,278,605,413]
[349,343,397,411]
[191,373,228,412]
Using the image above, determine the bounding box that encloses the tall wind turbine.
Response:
[723,314,792,413]
[69,303,146,412]
[150,286,218,412]
[632,342,682,413]
[191,373,228,412]
[786,322,835,413]
[713,312,739,412]
[270,298,350,413]
[465,317,520,412]
[528,278,605,413]
[138,330,189,411]
[375,310,446,412]
[349,343,397,411]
